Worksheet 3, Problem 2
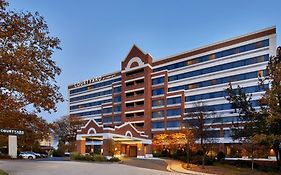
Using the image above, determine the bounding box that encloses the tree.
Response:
[52,115,84,152]
[0,0,62,150]
[225,83,263,170]
[185,101,217,168]
[255,47,281,169]
[225,47,281,170]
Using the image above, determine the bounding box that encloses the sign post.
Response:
[0,129,24,158]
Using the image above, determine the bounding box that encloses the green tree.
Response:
[0,0,62,147]
[225,47,281,169]
[225,83,263,170]
[255,47,281,169]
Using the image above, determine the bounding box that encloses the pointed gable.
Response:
[121,45,153,70]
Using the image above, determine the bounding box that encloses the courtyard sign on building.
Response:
[0,129,24,135]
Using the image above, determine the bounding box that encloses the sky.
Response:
[7,0,281,122]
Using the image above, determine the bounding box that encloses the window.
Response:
[114,106,121,113]
[168,54,269,82]
[102,107,112,114]
[152,99,164,107]
[153,40,269,73]
[167,97,181,105]
[167,121,181,128]
[113,86,122,93]
[103,117,112,123]
[152,122,165,129]
[152,111,164,118]
[126,68,144,76]
[152,88,165,96]
[152,77,165,85]
[167,108,181,116]
[114,115,121,122]
[114,96,121,103]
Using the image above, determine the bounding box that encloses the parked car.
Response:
[40,153,48,158]
[18,152,36,159]
[33,152,41,158]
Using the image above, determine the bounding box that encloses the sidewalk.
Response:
[165,159,216,175]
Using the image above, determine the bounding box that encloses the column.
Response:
[137,143,145,158]
[77,138,86,154]
[8,135,17,158]
[145,144,153,158]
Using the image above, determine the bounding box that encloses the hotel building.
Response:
[68,27,276,158]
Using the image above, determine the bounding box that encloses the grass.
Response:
[0,169,8,175]
[183,162,280,175]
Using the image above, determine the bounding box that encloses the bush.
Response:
[70,152,120,162]
[0,153,11,159]
[217,151,225,161]
[190,155,214,165]
[108,157,121,162]
[52,150,64,157]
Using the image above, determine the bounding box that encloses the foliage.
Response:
[184,102,218,168]
[52,115,84,152]
[0,169,8,175]
[0,0,62,147]
[225,47,281,169]
[70,152,120,162]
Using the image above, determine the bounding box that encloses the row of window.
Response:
[74,109,102,117]
[152,77,165,85]
[152,109,182,118]
[168,54,268,82]
[103,115,122,123]
[185,116,242,125]
[70,77,121,94]
[154,39,269,72]
[185,100,259,113]
[70,99,111,110]
[169,70,266,92]
[185,84,269,102]
[70,89,112,102]
[152,121,181,129]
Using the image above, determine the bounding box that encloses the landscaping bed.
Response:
[70,152,120,162]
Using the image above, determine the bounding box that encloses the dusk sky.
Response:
[8,0,281,122]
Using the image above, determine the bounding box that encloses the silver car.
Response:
[19,152,36,159]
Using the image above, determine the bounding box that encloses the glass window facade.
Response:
[103,117,112,123]
[74,110,101,117]
[169,70,267,92]
[113,86,122,93]
[70,77,121,94]
[70,89,112,102]
[152,88,165,96]
[70,99,111,110]
[152,122,165,129]
[114,115,121,122]
[152,110,164,118]
[167,96,181,105]
[167,121,181,128]
[154,40,269,72]
[102,107,112,114]
[152,77,165,85]
[168,55,269,82]
[114,106,121,113]
[167,108,181,116]
[185,84,269,102]
[114,96,122,103]
[152,99,165,107]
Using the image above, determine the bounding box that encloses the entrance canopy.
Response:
[76,120,152,158]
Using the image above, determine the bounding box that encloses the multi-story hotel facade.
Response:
[69,27,276,158]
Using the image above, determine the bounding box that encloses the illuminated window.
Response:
[208,54,216,60]
[258,70,263,78]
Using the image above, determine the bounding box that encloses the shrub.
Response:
[0,153,11,159]
[108,157,121,162]
[52,150,64,157]
[190,155,214,165]
[217,151,225,161]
